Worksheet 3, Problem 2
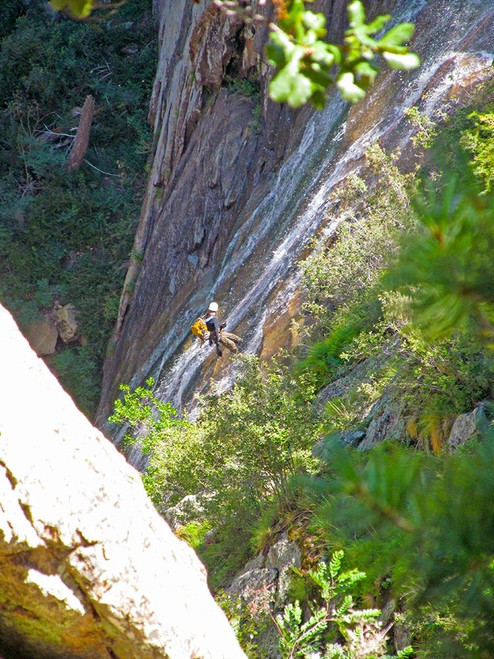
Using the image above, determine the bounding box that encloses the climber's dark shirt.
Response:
[205,314,220,343]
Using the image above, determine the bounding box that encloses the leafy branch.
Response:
[50,0,420,108]
[267,0,419,107]
[273,550,412,658]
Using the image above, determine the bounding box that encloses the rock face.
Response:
[97,0,494,429]
[227,533,302,656]
[447,405,489,451]
[0,303,244,658]
[228,533,301,612]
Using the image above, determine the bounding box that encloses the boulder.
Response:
[22,316,58,356]
[0,303,245,659]
[359,389,408,450]
[447,405,489,451]
[227,567,278,615]
[55,303,79,343]
[228,533,301,613]
[266,533,302,606]
[164,493,209,531]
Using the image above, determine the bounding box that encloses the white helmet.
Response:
[208,301,219,312]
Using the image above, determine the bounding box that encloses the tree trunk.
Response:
[66,94,94,171]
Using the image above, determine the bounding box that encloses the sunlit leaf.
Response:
[353,61,378,88]
[347,0,365,28]
[269,50,313,107]
[50,0,94,18]
[336,71,366,103]
[302,10,326,33]
[383,51,420,70]
[379,22,416,47]
[366,14,391,34]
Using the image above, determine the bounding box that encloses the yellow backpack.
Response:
[191,317,208,340]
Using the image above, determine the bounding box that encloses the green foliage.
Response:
[51,346,100,417]
[218,590,270,658]
[298,142,491,452]
[0,0,25,39]
[175,520,213,550]
[300,147,413,335]
[109,357,322,587]
[108,377,195,504]
[297,126,494,654]
[297,293,383,387]
[109,377,181,455]
[384,176,494,348]
[267,0,419,108]
[460,110,494,193]
[405,107,438,150]
[0,1,156,415]
[224,76,260,97]
[308,432,494,654]
[275,550,412,658]
[198,356,320,519]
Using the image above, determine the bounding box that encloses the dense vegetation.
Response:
[110,87,494,657]
[0,0,157,416]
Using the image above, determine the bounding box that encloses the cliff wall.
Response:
[97,0,494,426]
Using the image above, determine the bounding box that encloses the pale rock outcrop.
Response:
[266,533,302,606]
[165,493,209,531]
[358,389,408,451]
[447,405,489,451]
[0,303,245,658]
[226,534,301,656]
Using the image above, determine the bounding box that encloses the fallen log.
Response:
[66,94,94,171]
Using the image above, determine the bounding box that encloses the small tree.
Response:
[274,550,413,658]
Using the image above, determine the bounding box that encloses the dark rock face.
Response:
[97,0,494,428]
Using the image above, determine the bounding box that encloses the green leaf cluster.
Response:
[460,110,494,193]
[275,550,412,658]
[309,432,494,654]
[50,0,94,18]
[109,356,322,585]
[385,177,494,349]
[267,0,419,108]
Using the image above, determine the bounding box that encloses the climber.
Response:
[203,301,243,357]
[203,302,223,357]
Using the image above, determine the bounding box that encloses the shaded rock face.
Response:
[447,405,489,451]
[226,533,302,656]
[227,533,301,613]
[0,304,244,659]
[97,0,494,428]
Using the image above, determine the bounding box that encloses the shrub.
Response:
[109,357,322,587]
[460,110,494,193]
